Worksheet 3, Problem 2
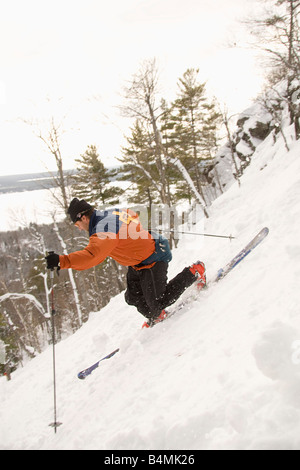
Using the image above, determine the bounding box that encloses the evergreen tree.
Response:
[164,69,221,204]
[118,120,161,205]
[160,99,193,203]
[72,145,122,206]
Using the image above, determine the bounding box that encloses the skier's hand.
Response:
[45,252,60,270]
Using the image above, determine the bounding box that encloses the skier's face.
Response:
[74,215,90,232]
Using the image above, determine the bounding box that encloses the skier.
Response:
[45,198,206,327]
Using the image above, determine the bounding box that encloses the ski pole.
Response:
[47,252,62,433]
[160,229,235,240]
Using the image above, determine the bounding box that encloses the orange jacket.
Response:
[59,209,156,271]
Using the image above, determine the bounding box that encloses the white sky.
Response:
[0,0,265,177]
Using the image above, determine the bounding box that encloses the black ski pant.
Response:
[125,261,196,321]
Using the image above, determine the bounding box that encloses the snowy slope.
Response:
[1,127,300,450]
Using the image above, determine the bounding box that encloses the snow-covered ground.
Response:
[1,124,300,450]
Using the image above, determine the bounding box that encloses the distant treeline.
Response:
[0,170,77,194]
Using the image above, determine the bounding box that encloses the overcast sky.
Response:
[0,0,265,176]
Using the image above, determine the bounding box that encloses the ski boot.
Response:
[189,261,206,290]
[142,309,168,329]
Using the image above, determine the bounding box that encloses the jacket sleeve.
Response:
[59,234,118,271]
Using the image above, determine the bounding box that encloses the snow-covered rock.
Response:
[214,100,274,192]
[214,79,300,194]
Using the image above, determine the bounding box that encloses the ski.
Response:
[77,348,120,380]
[157,227,270,324]
[214,227,269,282]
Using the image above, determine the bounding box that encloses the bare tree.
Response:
[52,216,83,327]
[23,116,71,213]
[121,58,169,204]
[220,107,241,186]
[247,0,300,139]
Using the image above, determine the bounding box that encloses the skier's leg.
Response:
[160,266,197,310]
[126,261,205,323]
[124,267,152,319]
[138,261,169,321]
[139,261,205,320]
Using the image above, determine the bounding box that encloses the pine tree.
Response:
[164,69,221,204]
[72,145,122,206]
[118,120,161,205]
[160,99,194,203]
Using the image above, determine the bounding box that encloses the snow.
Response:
[1,125,300,450]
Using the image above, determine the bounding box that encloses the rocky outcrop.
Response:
[213,101,274,191]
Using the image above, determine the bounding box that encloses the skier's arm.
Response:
[59,234,118,271]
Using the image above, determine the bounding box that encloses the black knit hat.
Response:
[67,198,93,223]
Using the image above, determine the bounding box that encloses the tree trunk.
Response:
[53,219,83,327]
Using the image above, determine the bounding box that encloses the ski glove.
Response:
[45,253,60,270]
